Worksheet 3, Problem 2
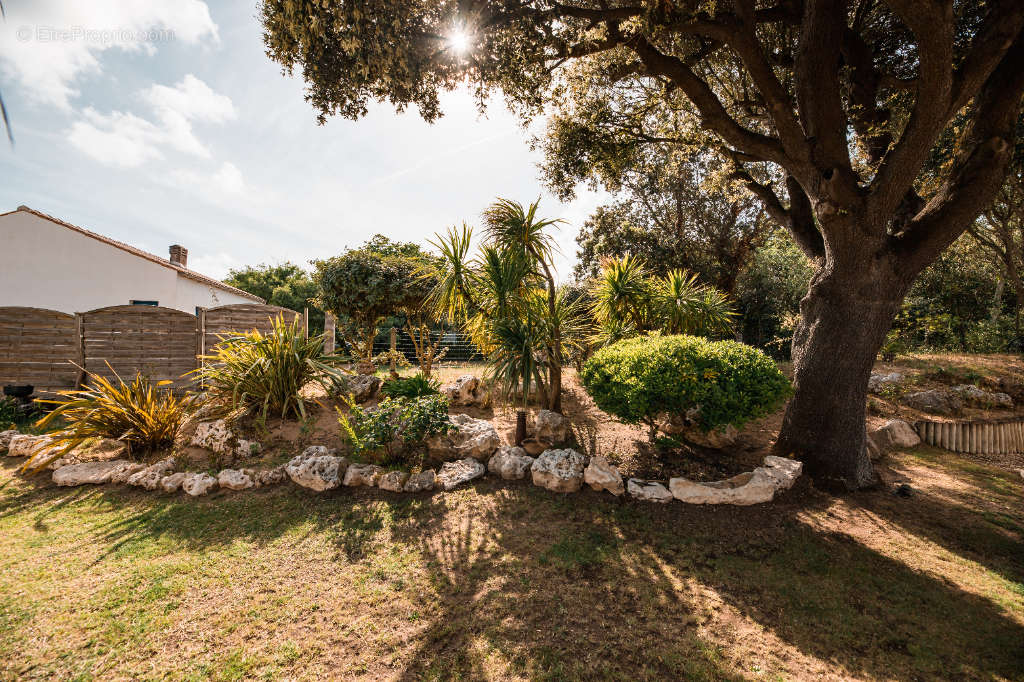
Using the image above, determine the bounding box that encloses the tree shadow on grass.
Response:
[395,484,747,681]
[0,460,446,568]
[3,459,1022,680]
[396,482,1024,681]
[861,449,1024,586]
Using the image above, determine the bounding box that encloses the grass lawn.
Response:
[1,445,1022,681]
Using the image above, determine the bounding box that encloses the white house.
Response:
[0,205,262,314]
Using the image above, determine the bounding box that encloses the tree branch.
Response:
[870,0,954,216]
[948,0,1024,115]
[795,0,856,190]
[894,34,1024,275]
[630,35,789,166]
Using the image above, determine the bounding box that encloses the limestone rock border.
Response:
[3,427,803,507]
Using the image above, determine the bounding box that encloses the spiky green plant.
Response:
[592,257,735,343]
[425,198,578,411]
[425,224,477,322]
[24,368,194,474]
[656,269,736,335]
[593,255,652,331]
[196,315,347,421]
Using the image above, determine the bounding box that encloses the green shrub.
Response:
[580,334,790,435]
[25,369,194,473]
[380,373,440,399]
[196,315,347,421]
[338,394,453,465]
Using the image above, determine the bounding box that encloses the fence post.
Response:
[73,312,85,388]
[323,312,336,354]
[197,308,206,388]
[389,326,398,374]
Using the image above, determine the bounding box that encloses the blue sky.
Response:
[0,0,605,280]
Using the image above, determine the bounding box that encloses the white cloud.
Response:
[166,161,249,205]
[144,74,236,123]
[0,1,218,109]
[189,251,240,279]
[67,107,164,167]
[212,162,245,194]
[66,75,234,165]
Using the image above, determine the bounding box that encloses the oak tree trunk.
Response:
[774,236,907,490]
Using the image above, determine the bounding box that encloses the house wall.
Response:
[0,210,253,314]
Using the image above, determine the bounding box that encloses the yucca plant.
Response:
[23,367,194,474]
[593,254,652,331]
[591,257,735,343]
[196,315,348,421]
[656,269,736,335]
[425,199,579,411]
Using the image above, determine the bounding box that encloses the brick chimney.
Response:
[169,244,188,268]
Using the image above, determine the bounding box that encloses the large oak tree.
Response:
[262,0,1024,489]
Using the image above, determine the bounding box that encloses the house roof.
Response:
[1,205,264,303]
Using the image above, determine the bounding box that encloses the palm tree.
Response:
[425,198,576,413]
[483,198,566,411]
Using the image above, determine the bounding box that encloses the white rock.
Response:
[286,451,348,491]
[762,455,803,490]
[182,472,218,497]
[254,466,287,486]
[670,472,763,505]
[0,429,19,453]
[427,414,501,461]
[627,478,673,503]
[868,419,921,454]
[904,389,962,416]
[441,375,489,406]
[404,469,436,492]
[191,419,261,459]
[52,460,130,486]
[7,434,54,458]
[343,463,383,487]
[436,458,486,491]
[534,410,569,443]
[218,468,254,491]
[160,472,187,492]
[684,424,740,449]
[378,470,410,492]
[110,462,146,484]
[531,448,586,493]
[952,384,1014,408]
[668,456,802,506]
[47,454,80,471]
[126,458,176,490]
[868,371,904,393]
[348,374,382,402]
[487,446,535,480]
[584,455,624,496]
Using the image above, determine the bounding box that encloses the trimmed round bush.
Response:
[580,334,791,433]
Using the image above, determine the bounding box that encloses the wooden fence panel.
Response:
[81,305,198,389]
[0,307,79,395]
[199,304,306,357]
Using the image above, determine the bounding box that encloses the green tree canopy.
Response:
[224,262,324,334]
[261,0,1024,489]
[313,236,435,360]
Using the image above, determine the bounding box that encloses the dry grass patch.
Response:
[2,444,1022,681]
